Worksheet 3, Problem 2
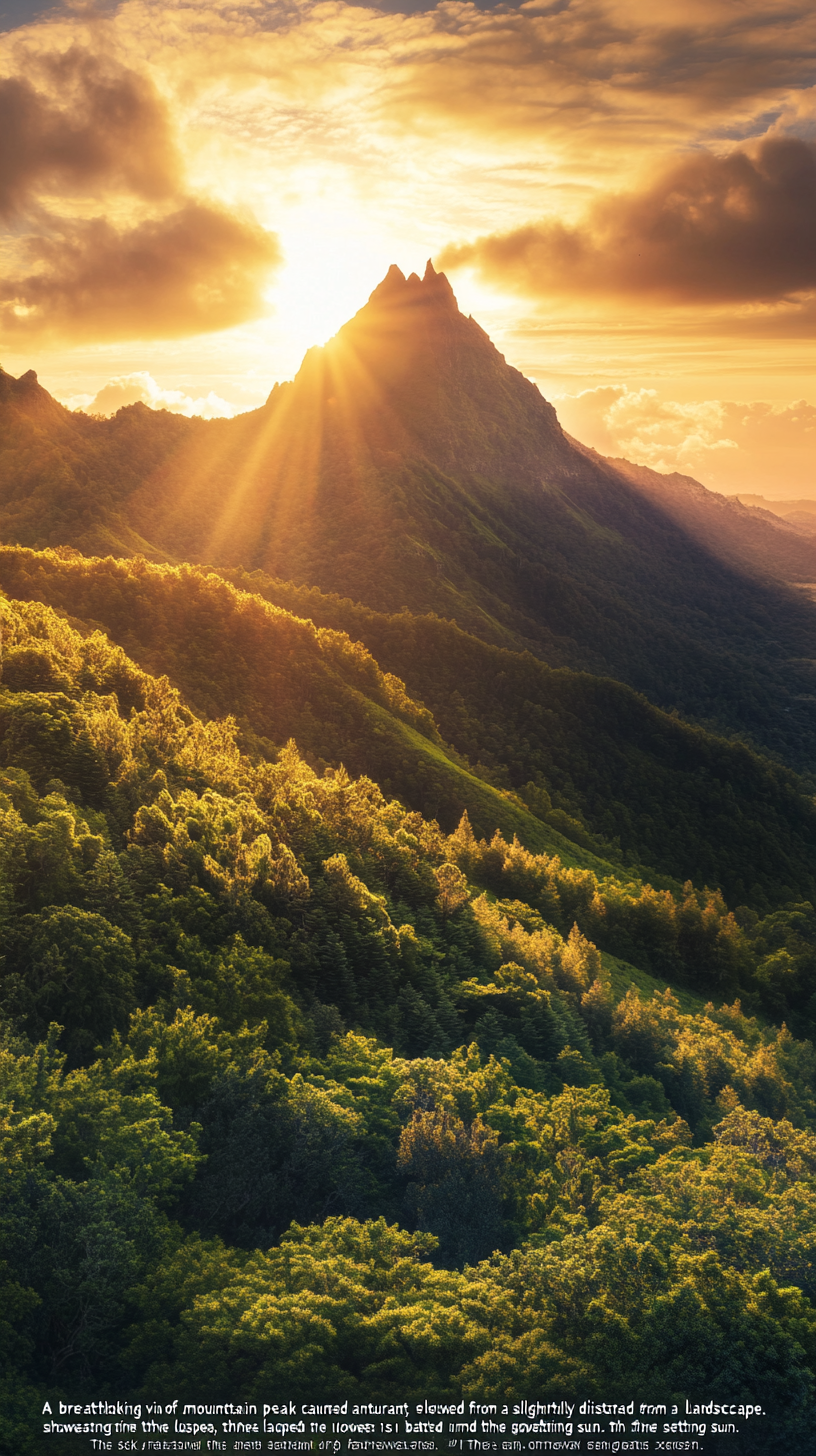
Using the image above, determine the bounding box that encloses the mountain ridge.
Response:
[567,437,816,580]
[2,265,816,771]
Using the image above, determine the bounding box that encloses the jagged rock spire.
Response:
[366,259,458,313]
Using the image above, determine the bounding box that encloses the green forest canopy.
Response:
[2,586,816,1452]
[2,547,815,909]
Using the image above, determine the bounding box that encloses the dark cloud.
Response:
[0,47,180,217]
[438,138,816,305]
[0,203,281,342]
[383,1,816,149]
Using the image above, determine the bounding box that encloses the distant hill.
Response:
[570,447,816,574]
[1,268,816,770]
[735,493,816,535]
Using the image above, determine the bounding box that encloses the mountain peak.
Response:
[0,363,67,422]
[373,263,407,296]
[271,259,571,494]
[365,260,458,314]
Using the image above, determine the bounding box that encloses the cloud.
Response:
[438,137,816,305]
[0,46,180,217]
[554,386,816,495]
[0,202,280,343]
[557,386,739,471]
[0,35,281,344]
[3,0,815,377]
[62,371,242,419]
[375,0,816,149]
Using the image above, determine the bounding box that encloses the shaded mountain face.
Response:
[1,266,816,769]
[575,447,816,581]
[294,260,575,485]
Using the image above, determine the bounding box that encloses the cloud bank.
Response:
[0,47,180,218]
[555,387,816,496]
[0,32,280,344]
[63,371,242,419]
[0,203,280,343]
[438,138,816,306]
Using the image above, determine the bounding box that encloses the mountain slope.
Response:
[574,445,816,581]
[0,548,573,862]
[2,269,816,770]
[213,564,816,906]
[4,511,816,1456]
[3,546,816,907]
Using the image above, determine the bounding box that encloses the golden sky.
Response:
[0,0,814,495]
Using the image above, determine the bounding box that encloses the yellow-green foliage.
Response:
[3,545,816,913]
[1,584,816,1444]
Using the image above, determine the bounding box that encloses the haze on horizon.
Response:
[0,0,814,497]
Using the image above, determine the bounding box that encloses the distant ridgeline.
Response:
[1,269,816,1451]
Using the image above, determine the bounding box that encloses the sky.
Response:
[0,0,814,497]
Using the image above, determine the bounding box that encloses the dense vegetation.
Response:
[2,548,815,913]
[2,592,816,1454]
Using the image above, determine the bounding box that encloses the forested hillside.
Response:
[2,547,815,908]
[2,591,816,1454]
